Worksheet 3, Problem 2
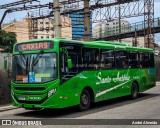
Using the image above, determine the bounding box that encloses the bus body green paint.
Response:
[11,38,156,109]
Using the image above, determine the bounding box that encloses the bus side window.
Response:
[140,52,149,68]
[61,53,68,75]
[129,52,139,68]
[68,53,78,73]
[100,49,115,69]
[83,48,99,70]
[115,51,128,69]
[149,53,155,68]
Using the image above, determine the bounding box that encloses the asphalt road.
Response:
[0,83,160,128]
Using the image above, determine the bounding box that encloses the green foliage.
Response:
[0,30,17,52]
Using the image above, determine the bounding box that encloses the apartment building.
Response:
[31,16,72,39]
[3,16,72,43]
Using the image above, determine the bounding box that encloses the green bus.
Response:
[10,38,156,111]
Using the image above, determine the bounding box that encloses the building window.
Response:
[41,36,44,39]
[40,22,43,24]
[34,36,37,39]
[46,36,49,38]
[40,27,44,31]
[46,22,49,24]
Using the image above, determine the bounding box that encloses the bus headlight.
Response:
[48,88,56,97]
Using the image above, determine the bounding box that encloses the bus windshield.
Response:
[12,53,57,83]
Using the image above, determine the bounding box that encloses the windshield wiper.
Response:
[19,51,26,66]
[19,51,29,73]
[32,50,44,67]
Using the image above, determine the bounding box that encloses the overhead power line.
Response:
[0,0,38,9]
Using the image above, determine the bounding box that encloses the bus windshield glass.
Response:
[12,53,57,83]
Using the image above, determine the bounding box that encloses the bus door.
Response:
[60,44,83,105]
[60,44,83,89]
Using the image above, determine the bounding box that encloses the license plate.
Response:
[28,96,41,101]
[18,96,26,101]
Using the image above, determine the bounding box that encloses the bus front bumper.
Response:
[11,92,63,109]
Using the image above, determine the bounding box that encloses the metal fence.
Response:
[0,53,12,105]
[93,17,160,39]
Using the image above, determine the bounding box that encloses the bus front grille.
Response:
[14,87,46,91]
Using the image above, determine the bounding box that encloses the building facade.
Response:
[31,16,72,39]
[93,20,130,39]
[3,17,72,43]
[3,19,29,43]
[93,20,145,47]
[69,11,92,40]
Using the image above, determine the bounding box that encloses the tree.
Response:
[0,30,17,52]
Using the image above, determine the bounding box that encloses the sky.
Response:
[0,0,160,43]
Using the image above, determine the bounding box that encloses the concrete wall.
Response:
[0,53,12,105]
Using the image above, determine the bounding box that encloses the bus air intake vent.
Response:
[14,87,46,91]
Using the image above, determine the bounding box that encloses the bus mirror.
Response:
[67,59,72,69]
[4,57,7,70]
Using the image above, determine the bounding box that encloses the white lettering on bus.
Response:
[96,72,130,85]
[96,72,111,85]
[112,72,130,82]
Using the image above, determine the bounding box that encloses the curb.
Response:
[156,82,160,85]
[0,105,19,112]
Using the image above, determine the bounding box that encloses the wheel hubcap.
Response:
[81,94,88,105]
[133,85,137,97]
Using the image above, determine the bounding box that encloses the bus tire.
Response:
[131,82,139,99]
[78,89,91,111]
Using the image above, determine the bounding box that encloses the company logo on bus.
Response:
[15,42,54,51]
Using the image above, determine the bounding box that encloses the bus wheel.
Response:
[79,89,91,111]
[131,82,139,99]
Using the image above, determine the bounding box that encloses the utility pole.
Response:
[84,0,90,41]
[118,3,121,42]
[54,0,61,37]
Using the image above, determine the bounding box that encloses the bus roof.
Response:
[94,41,127,46]
[14,38,154,52]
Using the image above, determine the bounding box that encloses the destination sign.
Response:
[15,42,53,51]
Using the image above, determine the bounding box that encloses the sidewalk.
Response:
[156,81,160,85]
[0,105,18,112]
